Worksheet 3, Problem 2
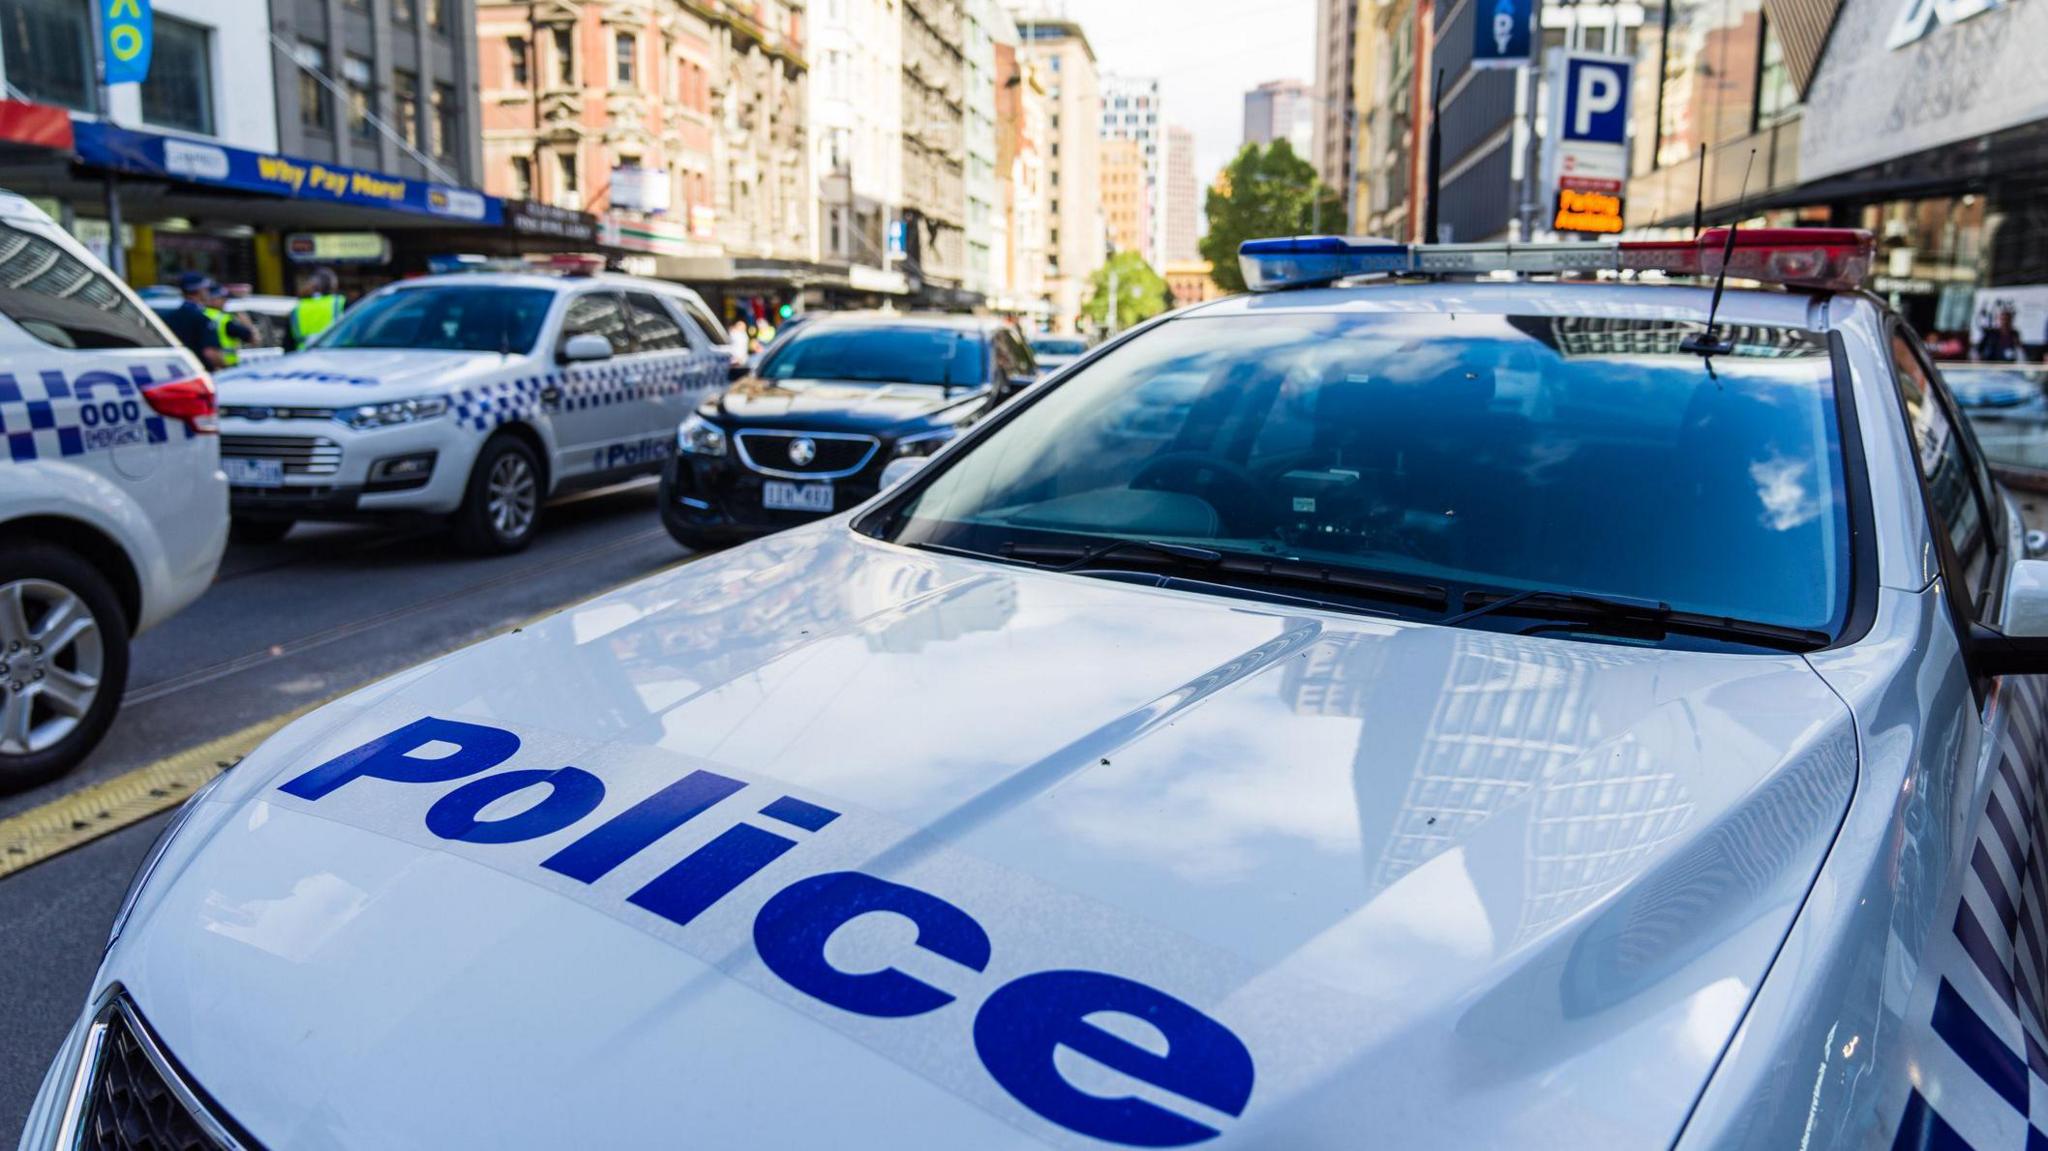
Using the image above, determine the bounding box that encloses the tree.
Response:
[1199,140,1346,293]
[1081,250,1173,333]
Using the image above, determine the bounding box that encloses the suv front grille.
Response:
[75,999,250,1151]
[734,430,880,478]
[221,434,341,477]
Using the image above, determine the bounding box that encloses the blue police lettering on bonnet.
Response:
[276,716,1258,1148]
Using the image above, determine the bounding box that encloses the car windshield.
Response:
[759,325,987,387]
[315,285,554,353]
[879,311,1853,641]
[1032,338,1088,357]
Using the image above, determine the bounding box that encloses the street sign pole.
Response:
[1514,2,1546,242]
[86,1,126,279]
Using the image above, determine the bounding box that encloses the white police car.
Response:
[29,229,2048,1150]
[0,193,224,789]
[215,268,733,552]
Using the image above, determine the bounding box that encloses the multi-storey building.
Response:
[1242,78,1314,156]
[1311,0,1356,195]
[960,0,999,302]
[1100,136,1147,256]
[1012,13,1101,334]
[1162,122,1198,263]
[810,0,905,300]
[1098,73,1161,267]
[709,3,812,277]
[1349,0,1418,239]
[901,0,968,303]
[992,19,1049,322]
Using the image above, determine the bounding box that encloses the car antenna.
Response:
[1424,67,1445,245]
[1679,147,1757,361]
[1691,143,1706,236]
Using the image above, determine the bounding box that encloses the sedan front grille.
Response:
[74,997,251,1151]
[734,430,880,479]
[220,434,341,477]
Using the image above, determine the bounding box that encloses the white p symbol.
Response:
[1573,66,1622,137]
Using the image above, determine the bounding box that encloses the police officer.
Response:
[290,267,346,350]
[160,272,225,371]
[203,281,257,368]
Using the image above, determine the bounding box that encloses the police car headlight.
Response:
[677,414,728,457]
[340,396,449,430]
[893,429,955,457]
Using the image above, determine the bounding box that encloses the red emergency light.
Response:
[1618,229,1875,291]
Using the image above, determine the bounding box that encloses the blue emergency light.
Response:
[1237,236,1411,291]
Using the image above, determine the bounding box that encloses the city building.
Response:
[706,0,814,315]
[901,0,970,305]
[1242,78,1314,156]
[477,0,720,269]
[962,0,1000,302]
[1163,258,1223,307]
[1347,0,1420,238]
[1311,0,1356,193]
[1099,72,1162,266]
[992,12,1051,322]
[1013,13,1102,333]
[1162,123,1198,262]
[1100,136,1147,256]
[0,0,507,292]
[810,0,907,304]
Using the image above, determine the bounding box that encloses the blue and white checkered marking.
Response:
[0,362,195,464]
[449,352,725,434]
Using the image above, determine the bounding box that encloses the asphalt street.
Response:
[0,478,692,1138]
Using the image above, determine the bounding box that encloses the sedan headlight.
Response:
[339,395,449,430]
[677,413,729,457]
[893,429,955,457]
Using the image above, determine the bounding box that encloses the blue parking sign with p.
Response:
[1471,0,1533,67]
[1561,57,1631,144]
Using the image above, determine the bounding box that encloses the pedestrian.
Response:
[159,271,225,371]
[203,281,258,368]
[290,267,347,351]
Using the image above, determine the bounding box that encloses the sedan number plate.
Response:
[224,458,286,487]
[762,481,833,512]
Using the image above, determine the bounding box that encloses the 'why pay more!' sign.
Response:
[100,0,153,86]
[1543,52,1632,235]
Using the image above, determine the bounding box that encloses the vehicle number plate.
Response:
[224,458,286,488]
[762,481,833,512]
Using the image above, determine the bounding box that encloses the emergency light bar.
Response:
[1239,228,1875,293]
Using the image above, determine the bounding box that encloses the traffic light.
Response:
[778,303,794,320]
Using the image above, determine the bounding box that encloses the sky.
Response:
[1020,0,1319,183]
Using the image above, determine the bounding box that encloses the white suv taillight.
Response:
[141,374,217,434]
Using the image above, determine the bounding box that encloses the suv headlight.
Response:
[339,396,449,430]
[893,429,955,457]
[677,413,728,457]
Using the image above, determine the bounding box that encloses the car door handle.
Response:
[540,385,562,404]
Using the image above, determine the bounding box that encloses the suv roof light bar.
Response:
[1238,228,1876,294]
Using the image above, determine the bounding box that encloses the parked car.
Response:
[659,313,1035,550]
[0,192,225,788]
[215,270,734,552]
[1028,334,1089,374]
[33,229,2048,1150]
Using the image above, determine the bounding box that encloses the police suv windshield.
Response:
[759,325,987,388]
[879,312,1853,644]
[316,284,554,353]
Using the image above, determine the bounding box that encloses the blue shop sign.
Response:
[72,121,501,226]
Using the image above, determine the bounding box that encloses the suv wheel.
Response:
[451,434,542,555]
[0,543,130,791]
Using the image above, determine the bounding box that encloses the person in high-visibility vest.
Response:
[203,281,255,367]
[290,267,346,350]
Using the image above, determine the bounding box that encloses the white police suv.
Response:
[30,229,2048,1150]
[0,193,224,790]
[215,268,733,552]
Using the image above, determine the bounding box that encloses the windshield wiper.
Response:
[1449,586,1830,652]
[1002,540,1449,613]
[1003,538,1225,572]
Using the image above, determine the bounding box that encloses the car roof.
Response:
[1177,278,1838,332]
[386,271,712,304]
[799,311,1008,334]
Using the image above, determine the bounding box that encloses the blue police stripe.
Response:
[1958,901,2019,1009]
[1932,978,2029,1111]
[1892,1090,1972,1151]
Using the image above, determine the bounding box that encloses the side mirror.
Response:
[1002,374,1037,397]
[879,455,930,490]
[561,333,613,363]
[1968,559,2048,676]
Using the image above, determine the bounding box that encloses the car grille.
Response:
[80,1003,246,1151]
[221,434,341,477]
[734,430,880,478]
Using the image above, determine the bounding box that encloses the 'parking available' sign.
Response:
[1543,52,1632,234]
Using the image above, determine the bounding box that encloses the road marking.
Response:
[0,703,319,878]
[0,537,702,878]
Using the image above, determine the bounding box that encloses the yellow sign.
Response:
[1553,187,1625,235]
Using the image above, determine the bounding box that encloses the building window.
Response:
[392,0,415,22]
[427,0,447,32]
[431,84,456,158]
[554,26,575,86]
[393,70,420,150]
[343,55,374,141]
[1755,17,1799,128]
[0,0,95,112]
[615,31,635,86]
[506,36,528,86]
[555,151,580,209]
[295,41,330,132]
[140,15,213,135]
[510,155,533,199]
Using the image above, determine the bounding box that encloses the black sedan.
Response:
[660,313,1036,549]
